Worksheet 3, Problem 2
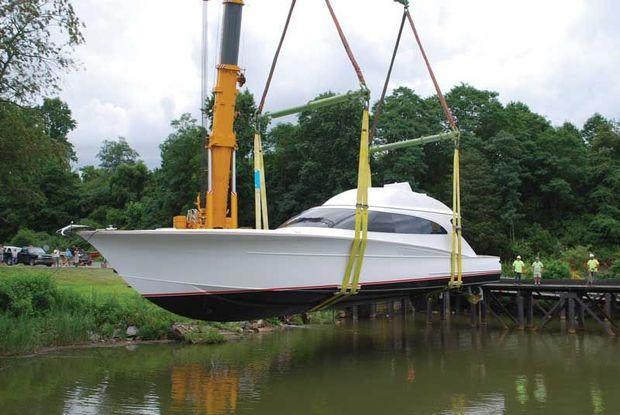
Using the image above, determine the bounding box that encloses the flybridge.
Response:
[323,183,454,216]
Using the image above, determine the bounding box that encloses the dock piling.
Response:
[568,294,576,334]
[517,291,525,330]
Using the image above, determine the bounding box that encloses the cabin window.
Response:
[280,208,355,229]
[280,208,447,234]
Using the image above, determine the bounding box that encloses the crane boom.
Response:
[175,0,244,229]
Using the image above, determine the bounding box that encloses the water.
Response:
[1,318,618,414]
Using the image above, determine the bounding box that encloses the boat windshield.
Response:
[280,208,447,234]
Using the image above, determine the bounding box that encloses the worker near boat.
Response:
[509,253,602,285]
[513,255,525,284]
[587,253,599,285]
[532,257,544,285]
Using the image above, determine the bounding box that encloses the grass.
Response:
[181,325,227,344]
[45,267,137,297]
[0,265,335,356]
[0,266,236,355]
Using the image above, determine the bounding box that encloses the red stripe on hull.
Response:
[142,270,500,298]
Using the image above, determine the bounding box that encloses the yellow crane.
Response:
[174,0,245,230]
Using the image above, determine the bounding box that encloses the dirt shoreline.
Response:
[0,323,293,359]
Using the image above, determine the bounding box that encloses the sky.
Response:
[59,0,620,168]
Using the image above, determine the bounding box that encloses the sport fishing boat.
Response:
[76,182,500,321]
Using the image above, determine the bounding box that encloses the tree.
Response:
[154,114,202,222]
[372,87,439,190]
[0,102,53,239]
[97,137,139,169]
[38,97,76,160]
[584,115,620,249]
[265,92,364,226]
[0,0,84,104]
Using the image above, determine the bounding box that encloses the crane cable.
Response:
[370,7,407,141]
[404,9,462,288]
[371,6,463,289]
[312,8,408,312]
[324,0,367,88]
[253,0,298,230]
[308,1,373,312]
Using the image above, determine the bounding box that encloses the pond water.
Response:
[0,318,618,414]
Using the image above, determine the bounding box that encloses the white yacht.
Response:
[78,183,500,321]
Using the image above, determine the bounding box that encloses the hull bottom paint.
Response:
[145,274,499,321]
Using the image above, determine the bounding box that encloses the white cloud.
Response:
[60,0,620,168]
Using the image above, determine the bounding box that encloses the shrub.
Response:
[9,228,47,248]
[181,325,226,344]
[0,271,58,316]
[610,255,620,277]
[544,260,571,279]
[308,310,334,324]
[509,240,534,260]
[560,245,591,273]
[0,315,41,355]
[526,224,560,256]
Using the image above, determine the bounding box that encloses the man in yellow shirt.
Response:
[587,253,599,285]
[513,255,525,284]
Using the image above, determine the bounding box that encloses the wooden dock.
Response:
[478,279,619,335]
[345,278,620,336]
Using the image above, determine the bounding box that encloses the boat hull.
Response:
[80,228,501,321]
[145,273,498,321]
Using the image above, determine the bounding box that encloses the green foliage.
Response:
[560,246,591,274]
[265,91,364,225]
[308,310,334,324]
[2,84,618,278]
[0,315,42,354]
[0,271,57,316]
[180,325,226,344]
[608,256,620,277]
[97,137,140,169]
[0,97,79,240]
[0,0,85,103]
[145,113,202,226]
[9,228,72,251]
[39,97,77,160]
[543,260,571,280]
[0,268,259,355]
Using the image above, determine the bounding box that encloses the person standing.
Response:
[513,255,525,284]
[72,246,80,267]
[52,248,60,268]
[532,257,544,285]
[586,253,599,285]
[65,248,72,267]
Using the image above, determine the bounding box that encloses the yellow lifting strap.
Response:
[449,131,463,289]
[253,132,269,230]
[310,108,371,312]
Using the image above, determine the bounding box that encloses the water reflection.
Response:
[170,365,238,414]
[0,318,618,414]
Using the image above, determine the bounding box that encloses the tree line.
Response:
[1,85,619,273]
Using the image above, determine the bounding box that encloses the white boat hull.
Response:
[81,227,501,321]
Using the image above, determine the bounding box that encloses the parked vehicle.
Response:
[16,247,54,266]
[2,246,20,265]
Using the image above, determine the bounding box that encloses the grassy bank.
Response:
[0,267,330,356]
